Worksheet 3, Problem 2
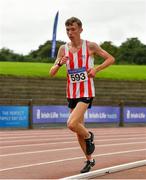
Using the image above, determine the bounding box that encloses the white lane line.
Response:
[0,134,73,140]
[0,149,146,172]
[0,127,145,134]
[0,131,70,136]
[1,137,75,143]
[0,141,146,157]
[1,136,146,149]
[61,160,146,179]
[0,131,145,138]
[1,133,145,143]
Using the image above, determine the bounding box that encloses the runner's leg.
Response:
[68,102,95,173]
[68,102,95,155]
[67,102,89,138]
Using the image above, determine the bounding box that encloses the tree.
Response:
[117,38,146,64]
[29,40,65,62]
[0,38,146,64]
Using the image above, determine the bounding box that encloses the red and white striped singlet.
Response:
[65,40,95,99]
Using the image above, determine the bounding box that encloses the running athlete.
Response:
[49,17,115,173]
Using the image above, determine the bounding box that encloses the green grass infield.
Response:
[0,61,146,80]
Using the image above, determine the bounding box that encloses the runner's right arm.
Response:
[49,45,67,77]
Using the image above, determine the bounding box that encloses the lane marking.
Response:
[1,133,145,142]
[1,134,146,145]
[1,136,146,149]
[0,131,145,137]
[0,127,145,136]
[0,148,146,172]
[61,160,146,179]
[1,137,75,143]
[0,134,73,140]
[0,141,146,157]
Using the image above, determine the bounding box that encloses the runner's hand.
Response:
[58,56,68,65]
[87,68,97,78]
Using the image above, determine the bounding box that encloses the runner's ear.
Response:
[80,28,83,33]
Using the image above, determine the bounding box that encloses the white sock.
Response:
[88,158,94,162]
[89,159,94,162]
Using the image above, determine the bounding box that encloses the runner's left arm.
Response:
[88,42,115,78]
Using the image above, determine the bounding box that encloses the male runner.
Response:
[49,17,115,173]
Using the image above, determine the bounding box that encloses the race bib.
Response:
[68,67,88,83]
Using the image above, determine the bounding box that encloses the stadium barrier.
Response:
[0,98,146,129]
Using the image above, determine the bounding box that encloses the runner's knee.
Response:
[67,120,77,131]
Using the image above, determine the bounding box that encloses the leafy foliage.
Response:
[117,38,146,64]
[0,38,146,64]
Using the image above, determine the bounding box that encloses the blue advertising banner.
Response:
[124,107,146,123]
[0,106,29,128]
[33,105,69,123]
[51,11,59,58]
[85,106,120,123]
[33,105,120,123]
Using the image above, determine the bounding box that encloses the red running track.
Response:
[0,127,146,179]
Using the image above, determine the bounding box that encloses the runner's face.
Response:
[66,22,82,40]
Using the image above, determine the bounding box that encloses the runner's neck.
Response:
[70,39,83,49]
